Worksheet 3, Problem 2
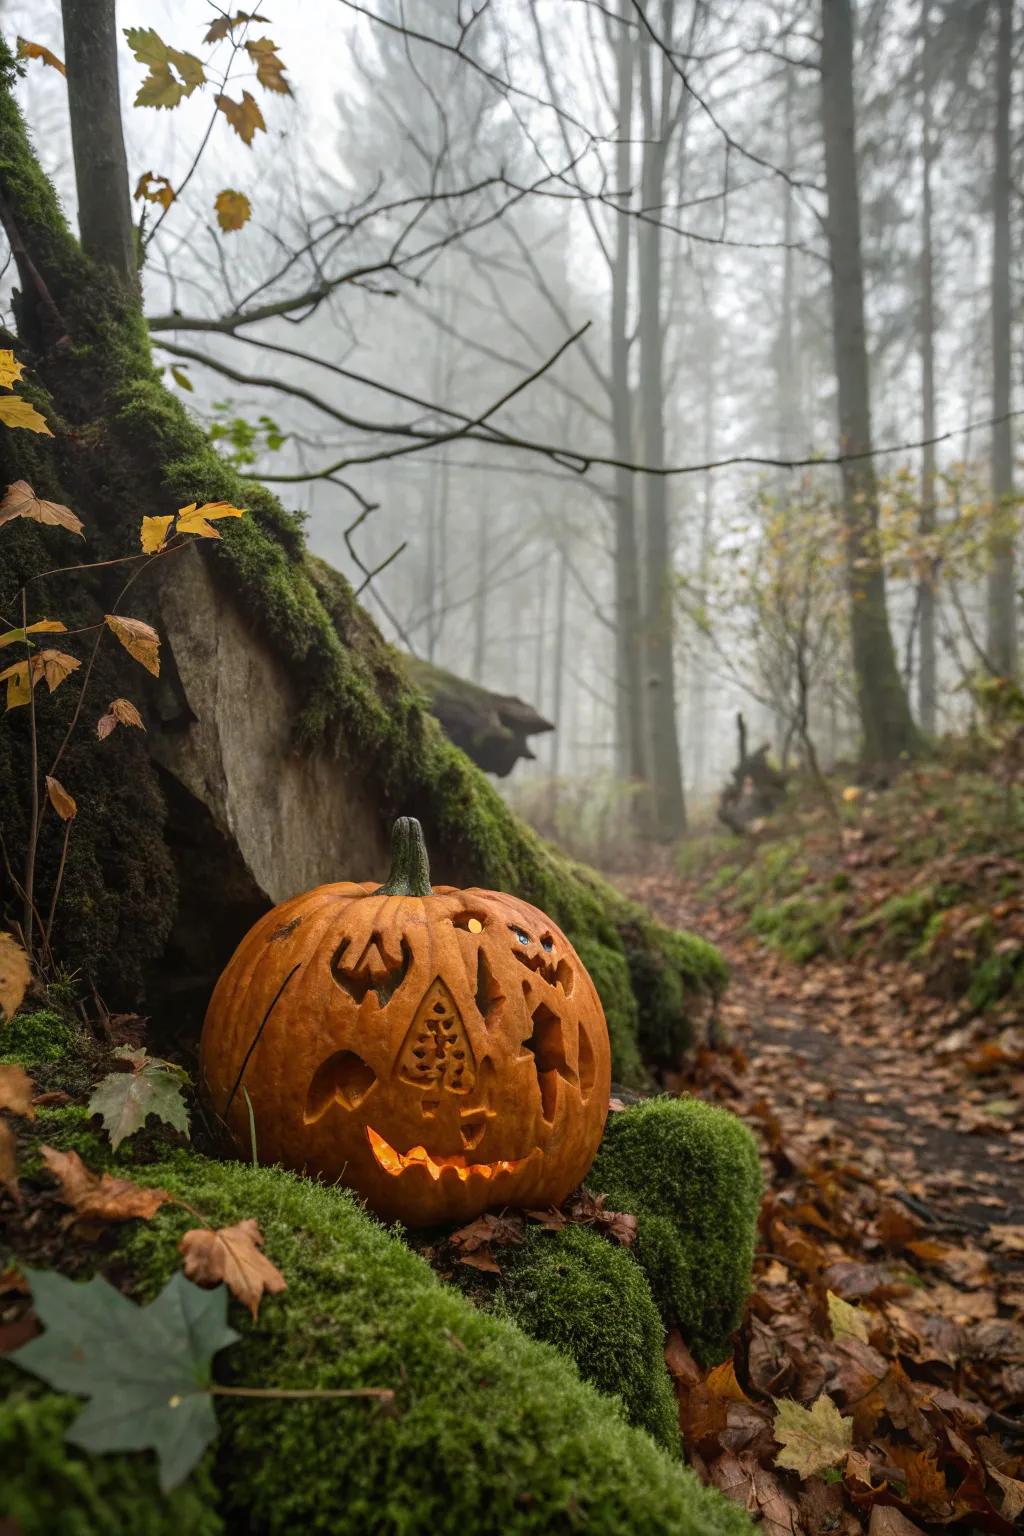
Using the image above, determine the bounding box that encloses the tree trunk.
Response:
[61,0,137,288]
[819,0,918,763]
[637,10,686,839]
[987,0,1017,676]
[917,0,938,733]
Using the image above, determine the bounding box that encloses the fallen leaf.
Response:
[104,614,160,676]
[989,1466,1024,1521]
[179,1219,286,1318]
[989,1225,1024,1253]
[45,776,77,822]
[450,1212,525,1252]
[87,1050,189,1151]
[215,90,266,144]
[868,1509,925,1536]
[458,1248,502,1274]
[175,500,247,539]
[133,171,175,209]
[0,1120,19,1202]
[0,348,26,388]
[40,1145,171,1222]
[214,189,252,231]
[16,37,66,74]
[34,649,80,693]
[773,1394,854,1479]
[0,481,79,532]
[828,1289,871,1343]
[0,398,52,435]
[0,933,31,1020]
[0,1065,35,1118]
[140,513,174,553]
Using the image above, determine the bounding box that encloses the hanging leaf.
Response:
[0,481,82,534]
[124,28,206,109]
[179,1219,286,1318]
[88,1048,190,1152]
[140,513,174,553]
[214,190,252,232]
[215,90,265,145]
[773,1394,854,1479]
[40,1145,171,1223]
[0,933,31,1020]
[34,649,81,693]
[170,366,193,392]
[0,398,53,436]
[244,37,290,94]
[16,38,66,75]
[176,500,247,539]
[45,776,77,823]
[0,619,67,649]
[0,349,26,389]
[98,697,146,741]
[0,1064,36,1118]
[0,660,34,709]
[104,615,160,676]
[133,171,175,210]
[204,10,269,45]
[9,1267,239,1492]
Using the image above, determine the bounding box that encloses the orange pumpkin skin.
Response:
[200,826,611,1227]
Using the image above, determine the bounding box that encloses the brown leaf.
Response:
[45,776,77,822]
[0,1120,19,1203]
[989,1467,1024,1521]
[0,1065,35,1118]
[0,933,31,1020]
[40,1145,170,1223]
[204,10,269,44]
[0,481,79,532]
[133,170,175,209]
[104,614,160,676]
[709,1448,801,1536]
[868,1509,925,1536]
[458,1248,502,1274]
[450,1212,525,1252]
[244,37,291,93]
[98,697,145,740]
[32,649,81,694]
[215,90,266,145]
[179,1218,286,1319]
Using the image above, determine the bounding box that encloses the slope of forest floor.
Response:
[616,761,1024,1534]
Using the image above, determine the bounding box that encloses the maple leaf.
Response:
[134,170,175,209]
[773,1394,853,1479]
[179,1218,287,1318]
[0,1120,19,1203]
[45,776,77,823]
[125,28,206,109]
[204,10,270,44]
[0,619,67,648]
[244,37,291,94]
[0,1064,35,1118]
[0,481,81,533]
[87,1048,190,1151]
[9,1268,239,1492]
[97,697,146,741]
[176,500,247,538]
[214,189,252,232]
[215,90,266,145]
[16,37,66,74]
[828,1289,871,1343]
[0,933,31,1020]
[140,513,174,554]
[104,614,160,676]
[0,397,53,435]
[450,1212,526,1252]
[34,649,81,693]
[40,1145,171,1222]
[0,349,26,389]
[0,659,34,709]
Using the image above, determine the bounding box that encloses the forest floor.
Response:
[617,771,1024,1534]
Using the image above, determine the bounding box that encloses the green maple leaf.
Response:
[773,1394,853,1479]
[10,1268,239,1491]
[88,1048,190,1151]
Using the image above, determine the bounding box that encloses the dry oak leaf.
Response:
[0,1120,19,1204]
[34,649,80,693]
[0,1065,36,1118]
[97,698,146,740]
[40,1145,170,1223]
[0,397,53,435]
[179,1219,286,1318]
[45,776,77,822]
[214,189,251,232]
[175,500,246,538]
[773,1394,854,1479]
[989,1467,1024,1521]
[104,614,160,676]
[828,1288,871,1343]
[140,513,174,553]
[215,90,266,145]
[0,348,26,388]
[0,933,31,1020]
[244,37,291,93]
[134,171,175,210]
[0,619,67,648]
[204,11,269,44]
[0,482,81,534]
[17,37,66,74]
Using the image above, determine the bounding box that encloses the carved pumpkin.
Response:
[200,818,611,1225]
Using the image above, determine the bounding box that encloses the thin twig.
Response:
[209,1384,394,1403]
[223,965,301,1117]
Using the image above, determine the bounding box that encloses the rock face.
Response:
[151,546,388,908]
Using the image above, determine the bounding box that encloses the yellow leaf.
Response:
[45,775,77,822]
[0,350,26,389]
[0,397,52,436]
[134,171,175,210]
[123,26,169,65]
[827,1289,870,1343]
[134,62,187,109]
[176,500,246,539]
[204,10,269,45]
[32,649,81,694]
[125,28,204,107]
[170,366,193,392]
[0,660,33,709]
[0,620,66,648]
[842,785,862,804]
[140,514,174,554]
[16,37,66,75]
[773,1394,853,1480]
[215,90,266,145]
[104,614,160,677]
[214,189,252,232]
[245,37,290,94]
[0,932,31,1021]
[0,482,81,534]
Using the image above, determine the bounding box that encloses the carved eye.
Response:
[541,937,554,952]
[513,928,530,946]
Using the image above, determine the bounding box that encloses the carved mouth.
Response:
[510,949,573,991]
[366,1126,532,1183]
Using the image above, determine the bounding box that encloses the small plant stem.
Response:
[22,588,38,953]
[43,818,72,954]
[242,1084,258,1166]
[209,1384,395,1404]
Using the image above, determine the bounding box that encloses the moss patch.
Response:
[0,1008,78,1065]
[590,1099,762,1363]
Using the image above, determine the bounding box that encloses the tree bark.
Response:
[987,0,1017,676]
[917,0,938,733]
[61,0,137,288]
[819,0,918,763]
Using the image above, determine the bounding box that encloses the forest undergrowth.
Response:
[616,758,1024,1534]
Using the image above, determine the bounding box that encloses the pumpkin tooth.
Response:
[365,1126,532,1183]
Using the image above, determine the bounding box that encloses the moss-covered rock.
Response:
[590,1099,762,1363]
[495,1224,679,1452]
[0,1008,78,1064]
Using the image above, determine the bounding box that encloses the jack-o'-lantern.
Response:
[200,818,611,1225]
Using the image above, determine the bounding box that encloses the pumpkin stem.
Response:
[375,816,433,897]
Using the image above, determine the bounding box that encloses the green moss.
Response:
[495,1224,679,1452]
[590,1099,762,1363]
[0,1383,222,1536]
[0,1008,76,1064]
[748,889,845,963]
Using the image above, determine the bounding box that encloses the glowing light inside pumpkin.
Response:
[467,918,483,934]
[366,1125,531,1183]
